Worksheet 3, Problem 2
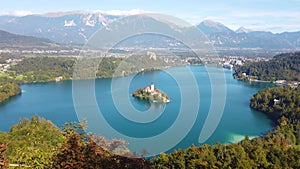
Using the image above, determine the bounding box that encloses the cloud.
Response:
[93,9,148,16]
[11,10,33,16]
[229,11,300,18]
[0,10,33,16]
[248,24,300,33]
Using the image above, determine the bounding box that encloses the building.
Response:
[223,63,233,70]
[143,82,155,93]
[151,82,155,92]
[55,76,63,82]
[274,99,281,105]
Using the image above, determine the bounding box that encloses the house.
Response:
[274,99,280,105]
[55,76,63,82]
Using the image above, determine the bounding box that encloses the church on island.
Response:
[132,82,170,103]
[143,82,155,93]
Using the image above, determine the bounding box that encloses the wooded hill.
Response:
[234,52,300,81]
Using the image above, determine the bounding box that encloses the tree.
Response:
[0,83,21,103]
[3,115,65,168]
[234,52,300,81]
[52,122,151,169]
[0,143,8,169]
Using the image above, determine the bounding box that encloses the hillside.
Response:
[234,52,300,81]
[152,86,300,169]
[0,12,299,54]
[197,20,296,50]
[0,86,299,168]
[0,30,61,49]
[250,86,300,123]
[0,83,21,103]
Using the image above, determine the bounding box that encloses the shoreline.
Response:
[1,65,280,146]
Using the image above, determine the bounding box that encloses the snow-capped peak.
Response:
[201,20,224,27]
[236,27,252,33]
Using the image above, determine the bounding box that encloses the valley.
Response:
[0,4,300,168]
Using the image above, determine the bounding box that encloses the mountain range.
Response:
[0,29,60,49]
[0,11,299,54]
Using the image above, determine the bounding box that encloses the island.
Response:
[132,82,170,103]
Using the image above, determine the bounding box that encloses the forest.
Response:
[7,55,177,83]
[0,54,180,103]
[234,52,300,81]
[0,83,21,103]
[1,53,300,168]
[0,116,150,169]
[250,86,300,123]
[0,86,299,168]
[9,57,75,83]
[151,86,300,169]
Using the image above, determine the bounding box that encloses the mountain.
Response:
[197,20,234,34]
[86,14,194,49]
[236,27,252,33]
[0,30,60,49]
[0,11,299,54]
[196,20,297,50]
[0,11,121,44]
[277,31,300,48]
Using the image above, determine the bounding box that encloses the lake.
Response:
[0,66,275,156]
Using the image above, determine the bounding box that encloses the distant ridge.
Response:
[0,11,299,53]
[0,29,60,49]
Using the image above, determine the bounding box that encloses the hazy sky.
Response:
[0,0,299,33]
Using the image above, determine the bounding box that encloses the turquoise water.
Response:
[0,66,275,154]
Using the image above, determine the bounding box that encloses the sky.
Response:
[0,0,300,33]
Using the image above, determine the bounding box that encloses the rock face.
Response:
[132,82,170,103]
[0,12,300,51]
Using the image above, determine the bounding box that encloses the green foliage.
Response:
[132,88,169,103]
[3,52,186,84]
[132,88,149,100]
[250,86,300,123]
[2,115,65,168]
[1,53,299,168]
[250,86,300,148]
[9,57,75,83]
[0,83,21,103]
[152,135,300,169]
[7,55,174,83]
[234,51,300,81]
[52,122,151,169]
[152,86,300,168]
[96,58,123,78]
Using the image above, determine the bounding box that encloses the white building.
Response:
[150,82,155,92]
[143,82,155,93]
[56,76,63,82]
[274,99,281,105]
